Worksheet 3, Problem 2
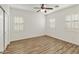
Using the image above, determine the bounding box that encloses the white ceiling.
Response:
[10,4,74,15]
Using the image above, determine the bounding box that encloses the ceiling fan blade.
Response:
[45,8,53,9]
[54,5,59,8]
[34,7,41,9]
[37,10,40,12]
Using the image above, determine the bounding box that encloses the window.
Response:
[65,14,79,32]
[49,18,55,29]
[14,16,24,31]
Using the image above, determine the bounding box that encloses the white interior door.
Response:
[0,8,4,52]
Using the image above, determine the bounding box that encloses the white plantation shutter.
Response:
[14,16,24,32]
[65,14,79,32]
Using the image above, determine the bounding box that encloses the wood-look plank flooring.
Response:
[4,35,79,54]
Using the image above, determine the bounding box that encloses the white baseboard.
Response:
[46,33,79,46]
[7,33,79,48]
[11,33,45,42]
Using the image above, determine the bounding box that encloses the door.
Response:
[0,7,4,52]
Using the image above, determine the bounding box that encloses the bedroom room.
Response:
[0,4,79,54]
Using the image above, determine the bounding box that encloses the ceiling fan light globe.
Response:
[44,4,46,8]
[41,9,45,12]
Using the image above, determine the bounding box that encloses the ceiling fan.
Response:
[34,4,53,13]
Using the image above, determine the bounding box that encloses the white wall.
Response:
[45,5,79,45]
[10,8,45,41]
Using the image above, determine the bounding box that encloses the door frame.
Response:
[0,6,5,53]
